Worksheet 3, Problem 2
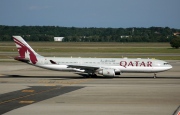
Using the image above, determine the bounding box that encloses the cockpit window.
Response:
[164,63,169,65]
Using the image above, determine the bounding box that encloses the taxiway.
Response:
[0,61,179,115]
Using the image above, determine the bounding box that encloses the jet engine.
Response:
[98,68,120,77]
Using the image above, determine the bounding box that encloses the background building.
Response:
[54,37,64,41]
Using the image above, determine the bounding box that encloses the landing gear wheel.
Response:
[87,74,91,78]
[88,73,97,78]
[92,74,97,77]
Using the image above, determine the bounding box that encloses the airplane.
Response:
[13,36,172,78]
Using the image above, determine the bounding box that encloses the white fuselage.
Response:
[34,57,172,73]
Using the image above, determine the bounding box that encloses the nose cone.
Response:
[161,65,172,72]
[162,61,173,70]
[168,65,173,70]
[165,64,172,71]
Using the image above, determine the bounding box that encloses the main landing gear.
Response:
[88,73,97,78]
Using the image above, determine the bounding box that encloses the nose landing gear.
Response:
[153,73,157,78]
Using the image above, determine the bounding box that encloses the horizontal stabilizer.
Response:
[14,56,30,63]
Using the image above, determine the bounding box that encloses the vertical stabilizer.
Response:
[13,36,39,64]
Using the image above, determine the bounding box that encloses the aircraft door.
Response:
[78,58,82,65]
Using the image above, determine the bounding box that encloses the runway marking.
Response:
[0,86,59,105]
[0,86,84,114]
[22,90,34,93]
[45,84,56,86]
[38,78,92,86]
[19,101,35,104]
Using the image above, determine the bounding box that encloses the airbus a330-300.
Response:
[13,36,172,77]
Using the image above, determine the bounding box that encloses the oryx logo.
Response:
[177,111,180,115]
[13,37,38,64]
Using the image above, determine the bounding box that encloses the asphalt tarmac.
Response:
[0,61,180,115]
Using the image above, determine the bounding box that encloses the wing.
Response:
[67,65,101,72]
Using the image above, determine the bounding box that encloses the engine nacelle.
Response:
[98,69,120,77]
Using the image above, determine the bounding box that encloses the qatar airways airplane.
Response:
[13,36,172,78]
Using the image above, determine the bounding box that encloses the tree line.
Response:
[0,25,179,42]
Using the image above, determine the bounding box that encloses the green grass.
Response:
[1,47,179,53]
[0,42,179,60]
[0,56,179,61]
[0,42,171,47]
